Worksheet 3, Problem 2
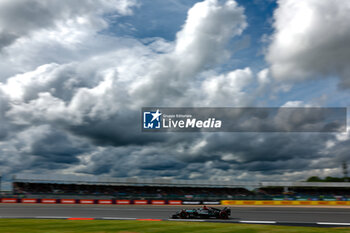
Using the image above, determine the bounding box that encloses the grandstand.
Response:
[11,174,254,200]
[7,174,350,201]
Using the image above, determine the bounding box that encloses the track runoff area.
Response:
[1,199,350,228]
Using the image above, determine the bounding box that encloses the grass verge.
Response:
[0,219,350,233]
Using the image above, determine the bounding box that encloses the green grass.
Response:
[0,219,350,233]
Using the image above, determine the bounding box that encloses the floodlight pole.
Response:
[343,162,349,182]
[0,174,2,193]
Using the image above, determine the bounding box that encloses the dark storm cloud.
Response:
[205,132,333,164]
[6,126,91,173]
[64,129,340,181]
[139,158,185,171]
[0,32,17,51]
[29,129,88,164]
[327,138,350,164]
[155,132,339,178]
[67,113,167,147]
[0,91,10,140]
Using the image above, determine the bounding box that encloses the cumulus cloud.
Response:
[267,0,350,88]
[0,0,139,81]
[0,0,138,50]
[0,0,348,185]
[174,0,247,71]
[129,0,247,105]
[0,0,255,180]
[198,67,253,106]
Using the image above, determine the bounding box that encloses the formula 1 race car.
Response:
[171,206,231,219]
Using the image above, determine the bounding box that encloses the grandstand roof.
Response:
[12,174,350,188]
[13,174,257,188]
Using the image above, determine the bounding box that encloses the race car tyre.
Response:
[219,211,229,219]
[180,211,189,219]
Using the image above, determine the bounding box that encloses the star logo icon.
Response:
[150,109,162,122]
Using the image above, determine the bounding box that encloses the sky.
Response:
[0,0,350,190]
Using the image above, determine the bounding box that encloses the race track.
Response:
[1,204,350,226]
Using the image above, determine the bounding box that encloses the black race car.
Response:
[171,206,231,219]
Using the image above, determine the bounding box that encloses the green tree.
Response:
[306,176,322,182]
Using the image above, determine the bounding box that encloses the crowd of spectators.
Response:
[258,187,350,196]
[257,187,350,200]
[13,182,252,199]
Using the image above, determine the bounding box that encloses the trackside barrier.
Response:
[98,200,113,204]
[134,200,148,205]
[61,199,76,204]
[151,200,165,205]
[202,201,221,205]
[221,200,350,205]
[79,199,94,204]
[21,198,37,203]
[168,200,182,205]
[1,198,18,203]
[116,200,131,205]
[182,201,201,205]
[2,198,350,205]
[41,199,57,204]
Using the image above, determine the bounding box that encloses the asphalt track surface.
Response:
[1,204,350,227]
